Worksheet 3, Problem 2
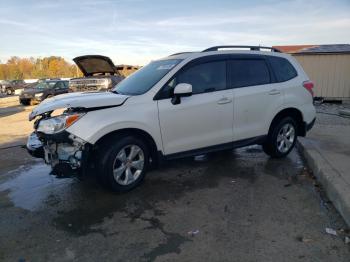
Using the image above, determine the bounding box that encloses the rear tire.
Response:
[263,117,297,158]
[97,135,150,192]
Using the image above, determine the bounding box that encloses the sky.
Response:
[0,0,349,65]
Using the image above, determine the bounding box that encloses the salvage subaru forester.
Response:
[27,46,316,192]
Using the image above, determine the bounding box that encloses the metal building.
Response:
[273,44,350,100]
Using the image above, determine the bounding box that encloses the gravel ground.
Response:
[315,102,350,126]
[0,96,34,148]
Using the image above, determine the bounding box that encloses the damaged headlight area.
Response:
[43,134,86,169]
[27,111,90,176]
[27,130,89,175]
[37,113,84,134]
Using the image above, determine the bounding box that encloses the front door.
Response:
[157,60,234,155]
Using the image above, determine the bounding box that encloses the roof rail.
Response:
[202,45,281,52]
[169,52,194,56]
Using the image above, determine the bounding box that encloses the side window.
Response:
[268,56,297,82]
[229,59,270,88]
[163,60,226,97]
[55,82,64,89]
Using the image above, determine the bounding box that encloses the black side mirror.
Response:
[171,95,181,105]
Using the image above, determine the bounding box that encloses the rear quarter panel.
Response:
[282,56,316,124]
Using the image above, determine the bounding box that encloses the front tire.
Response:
[263,117,297,158]
[97,136,150,192]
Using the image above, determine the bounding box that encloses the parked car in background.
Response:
[38,78,61,83]
[27,45,316,192]
[19,80,69,105]
[69,55,124,92]
[0,80,28,95]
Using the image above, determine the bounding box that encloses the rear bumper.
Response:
[306,117,316,132]
[300,117,316,136]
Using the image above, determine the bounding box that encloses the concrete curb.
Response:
[298,138,350,226]
[339,109,350,117]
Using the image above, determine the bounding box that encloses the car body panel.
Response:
[158,89,234,155]
[73,55,117,76]
[66,95,163,149]
[29,91,129,120]
[26,48,316,174]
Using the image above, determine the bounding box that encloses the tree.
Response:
[0,56,82,80]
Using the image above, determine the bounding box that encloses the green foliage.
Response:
[0,56,82,80]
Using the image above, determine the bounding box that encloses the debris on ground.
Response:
[325,227,337,236]
[298,237,313,243]
[299,167,311,177]
[187,229,200,236]
[345,236,350,244]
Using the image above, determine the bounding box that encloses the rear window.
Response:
[229,59,270,88]
[268,56,297,82]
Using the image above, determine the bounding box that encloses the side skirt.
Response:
[160,135,267,161]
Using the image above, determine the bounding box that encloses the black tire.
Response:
[97,135,150,192]
[23,100,30,106]
[263,117,297,158]
[6,89,12,95]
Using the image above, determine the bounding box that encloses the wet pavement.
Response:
[0,146,349,261]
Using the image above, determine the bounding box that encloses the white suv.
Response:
[27,46,316,192]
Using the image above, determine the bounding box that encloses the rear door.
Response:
[228,56,284,141]
[157,58,234,155]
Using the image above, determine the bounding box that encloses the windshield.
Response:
[34,81,57,89]
[112,59,182,95]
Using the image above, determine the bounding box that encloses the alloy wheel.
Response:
[276,123,295,153]
[112,144,145,185]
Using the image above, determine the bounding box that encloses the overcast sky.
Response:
[0,0,349,65]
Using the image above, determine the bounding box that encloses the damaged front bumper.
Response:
[27,131,90,174]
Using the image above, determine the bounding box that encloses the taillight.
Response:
[303,81,314,97]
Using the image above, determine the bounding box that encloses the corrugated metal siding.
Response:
[293,54,350,99]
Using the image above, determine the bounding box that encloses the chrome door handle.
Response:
[268,89,281,95]
[217,97,232,104]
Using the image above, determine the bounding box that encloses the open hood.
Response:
[29,92,129,120]
[73,55,117,76]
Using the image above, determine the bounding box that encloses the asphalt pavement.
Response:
[0,145,349,261]
[0,96,349,261]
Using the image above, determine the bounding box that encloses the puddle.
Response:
[0,145,308,237]
[0,163,75,211]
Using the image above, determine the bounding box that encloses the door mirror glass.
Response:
[172,83,192,105]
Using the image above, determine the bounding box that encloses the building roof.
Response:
[272,44,350,54]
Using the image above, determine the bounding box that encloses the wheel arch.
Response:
[268,107,305,136]
[93,128,160,167]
